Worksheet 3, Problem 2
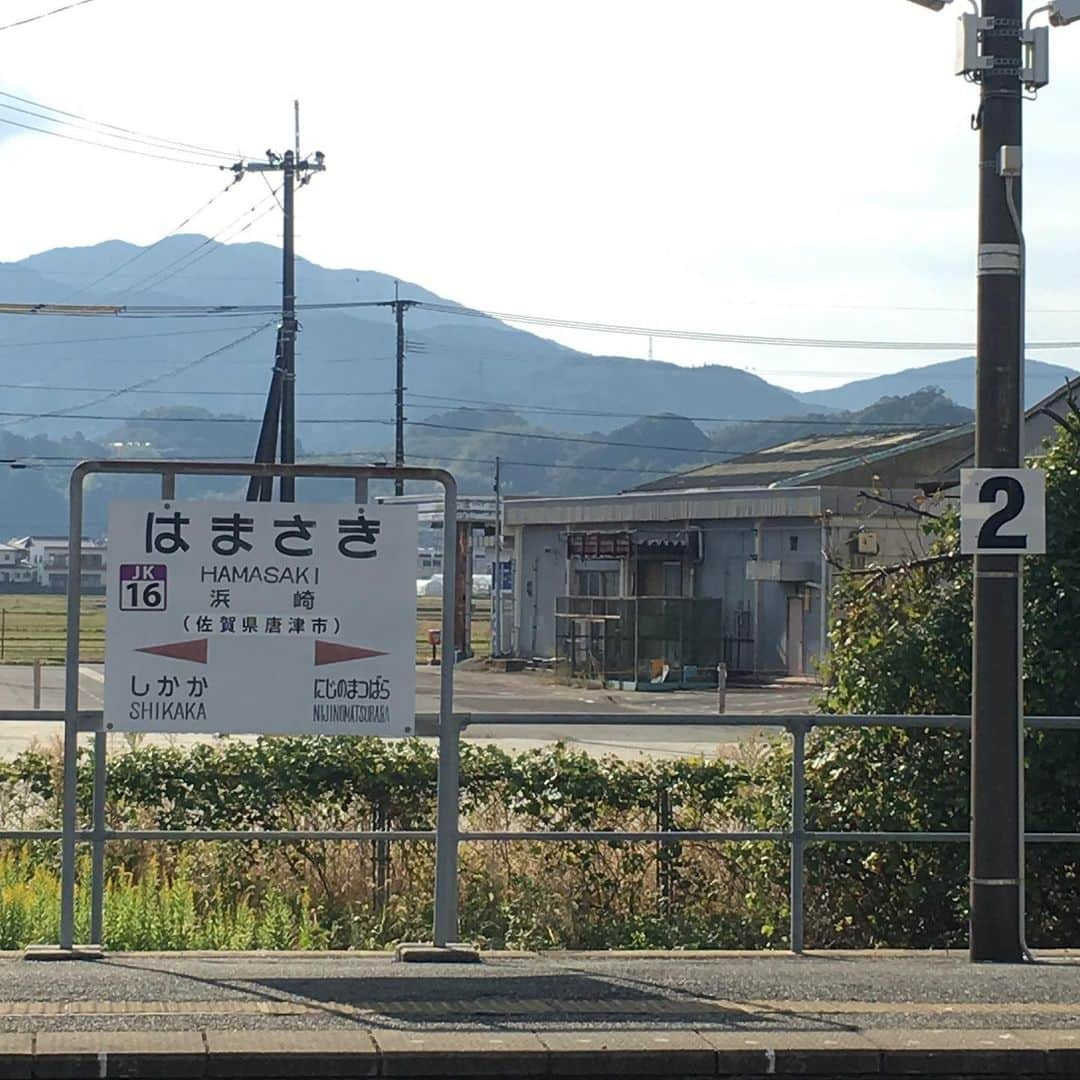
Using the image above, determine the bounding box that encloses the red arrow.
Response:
[315,640,387,666]
[136,639,208,664]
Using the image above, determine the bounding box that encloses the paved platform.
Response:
[0,951,1078,1076]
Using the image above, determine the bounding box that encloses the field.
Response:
[0,593,490,664]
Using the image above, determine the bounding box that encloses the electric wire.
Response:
[59,178,245,301]
[0,382,396,397]
[414,300,1080,353]
[0,98,239,166]
[1,450,675,477]
[403,418,964,457]
[1,295,1079,352]
[0,324,274,349]
[400,394,969,429]
[0,111,225,168]
[0,321,274,431]
[118,191,282,298]
[0,89,243,160]
[0,391,970,433]
[0,0,96,33]
[0,409,964,461]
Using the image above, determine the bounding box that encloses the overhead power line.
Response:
[0,89,243,160]
[0,382,396,397]
[0,322,274,431]
[2,294,1080,351]
[0,398,968,435]
[61,178,244,301]
[406,419,885,458]
[119,191,282,298]
[0,323,272,349]
[3,451,675,477]
[401,393,969,429]
[414,301,1080,353]
[0,382,969,429]
[0,97,240,165]
[0,409,964,462]
[0,0,96,32]
[0,111,225,169]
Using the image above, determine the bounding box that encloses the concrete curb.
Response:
[10,1027,1080,1078]
[1,947,1078,960]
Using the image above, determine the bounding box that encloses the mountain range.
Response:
[800,356,1079,412]
[0,234,1074,533]
[4,234,1074,451]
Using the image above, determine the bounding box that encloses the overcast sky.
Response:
[1,0,1078,391]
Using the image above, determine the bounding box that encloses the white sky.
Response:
[1,0,1078,391]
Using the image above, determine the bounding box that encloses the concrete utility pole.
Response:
[492,456,502,657]
[394,298,406,497]
[279,148,298,502]
[905,0,1080,962]
[235,107,325,502]
[391,295,418,497]
[970,0,1024,964]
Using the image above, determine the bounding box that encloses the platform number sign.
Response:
[118,564,168,611]
[960,469,1046,556]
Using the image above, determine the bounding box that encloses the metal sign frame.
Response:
[59,460,459,950]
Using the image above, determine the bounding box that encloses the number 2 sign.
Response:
[960,469,1046,556]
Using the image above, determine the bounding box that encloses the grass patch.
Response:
[0,595,105,664]
[0,594,491,665]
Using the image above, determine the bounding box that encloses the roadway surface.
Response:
[0,664,814,758]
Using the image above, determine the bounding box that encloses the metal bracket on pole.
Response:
[978,242,1022,275]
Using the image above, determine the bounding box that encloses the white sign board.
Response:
[105,500,417,735]
[960,468,1046,556]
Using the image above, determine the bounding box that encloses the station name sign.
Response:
[105,500,418,735]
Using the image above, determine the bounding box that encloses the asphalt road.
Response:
[0,664,814,758]
[0,952,1077,1034]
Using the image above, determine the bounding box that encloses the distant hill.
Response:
[707,386,973,460]
[798,357,1079,412]
[0,389,978,534]
[0,235,813,453]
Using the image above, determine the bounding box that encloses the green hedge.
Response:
[1,731,1077,951]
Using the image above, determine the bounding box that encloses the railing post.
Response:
[433,710,460,946]
[432,476,459,947]
[372,801,389,921]
[789,718,809,954]
[59,467,86,950]
[90,730,107,945]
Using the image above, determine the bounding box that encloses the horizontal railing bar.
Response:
[810,831,970,843]
[0,710,97,725]
[458,713,793,729]
[0,709,1077,732]
[1026,718,1080,731]
[97,830,437,842]
[3,828,1075,845]
[74,460,451,482]
[459,830,786,842]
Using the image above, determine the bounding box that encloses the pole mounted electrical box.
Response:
[1021,26,1050,89]
[955,13,994,76]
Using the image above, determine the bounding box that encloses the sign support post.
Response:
[58,461,459,952]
